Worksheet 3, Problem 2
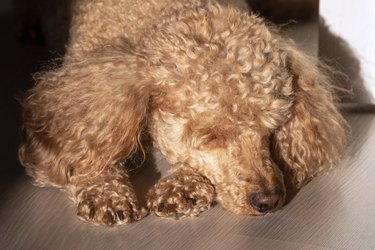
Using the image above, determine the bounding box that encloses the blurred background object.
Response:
[247,0,318,24]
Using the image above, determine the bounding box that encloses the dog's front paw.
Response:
[75,181,147,226]
[147,170,216,219]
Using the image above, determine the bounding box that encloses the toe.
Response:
[102,211,115,226]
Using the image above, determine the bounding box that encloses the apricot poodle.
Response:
[19,0,348,226]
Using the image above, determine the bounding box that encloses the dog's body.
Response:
[19,0,348,226]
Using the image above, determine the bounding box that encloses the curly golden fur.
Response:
[18,0,348,226]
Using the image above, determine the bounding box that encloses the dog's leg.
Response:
[18,47,152,225]
[147,164,216,219]
[69,165,147,226]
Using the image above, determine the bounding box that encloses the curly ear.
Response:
[272,41,349,188]
[19,47,152,187]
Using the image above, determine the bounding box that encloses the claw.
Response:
[210,201,218,207]
[103,211,115,225]
[116,210,125,221]
[89,208,96,220]
[157,203,165,212]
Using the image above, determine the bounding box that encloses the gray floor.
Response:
[1,3,375,250]
[1,113,375,250]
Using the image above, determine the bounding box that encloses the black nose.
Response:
[249,191,282,213]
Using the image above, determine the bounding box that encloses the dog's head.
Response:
[142,3,348,216]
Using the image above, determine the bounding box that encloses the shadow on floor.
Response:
[0,11,50,196]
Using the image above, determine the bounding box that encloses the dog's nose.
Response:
[249,191,282,213]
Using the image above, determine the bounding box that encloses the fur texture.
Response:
[19,0,348,226]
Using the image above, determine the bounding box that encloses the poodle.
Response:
[18,0,348,226]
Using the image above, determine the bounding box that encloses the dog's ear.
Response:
[272,41,348,188]
[19,47,152,186]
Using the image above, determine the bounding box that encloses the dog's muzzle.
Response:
[248,188,283,214]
